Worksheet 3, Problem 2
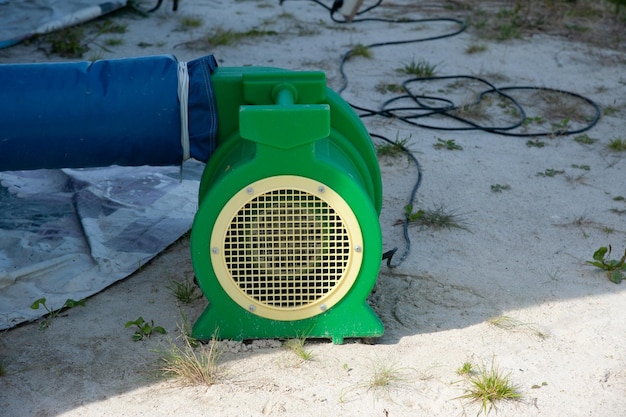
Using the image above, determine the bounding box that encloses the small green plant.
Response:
[375,134,411,157]
[104,38,124,47]
[177,308,200,348]
[457,360,522,415]
[347,43,372,60]
[586,245,626,284]
[375,82,404,94]
[158,335,224,386]
[44,27,90,57]
[574,134,596,145]
[403,204,469,231]
[551,117,570,134]
[167,277,201,304]
[490,184,510,193]
[522,116,545,127]
[30,297,85,330]
[571,164,590,171]
[396,57,438,77]
[526,139,545,148]
[366,360,407,396]
[284,336,314,362]
[603,105,622,116]
[96,19,127,34]
[434,138,463,150]
[204,26,278,47]
[179,16,204,30]
[125,316,167,341]
[536,168,565,177]
[608,137,626,152]
[465,43,487,54]
[457,361,474,376]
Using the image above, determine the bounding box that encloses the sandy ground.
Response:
[1,1,626,416]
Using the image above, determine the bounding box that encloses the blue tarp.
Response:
[0,54,219,170]
[0,54,219,328]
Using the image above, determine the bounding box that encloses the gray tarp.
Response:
[0,162,202,329]
[0,0,127,49]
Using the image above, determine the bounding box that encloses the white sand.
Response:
[1,1,625,416]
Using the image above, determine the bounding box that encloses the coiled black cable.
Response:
[281,0,602,268]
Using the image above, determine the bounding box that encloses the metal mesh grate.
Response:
[223,188,351,309]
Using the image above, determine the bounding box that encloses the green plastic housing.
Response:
[190,67,383,344]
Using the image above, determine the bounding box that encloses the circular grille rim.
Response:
[210,175,364,321]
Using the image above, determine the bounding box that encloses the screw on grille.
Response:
[211,247,219,254]
[355,245,362,252]
[320,304,327,311]
[246,187,254,194]
[249,305,256,312]
[318,185,325,193]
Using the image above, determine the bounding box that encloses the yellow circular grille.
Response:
[211,176,363,321]
[224,188,349,308]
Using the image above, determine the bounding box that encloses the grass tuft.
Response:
[608,137,626,152]
[375,134,412,157]
[487,315,547,338]
[404,204,470,231]
[158,336,225,387]
[457,361,474,376]
[284,336,314,362]
[167,277,201,304]
[457,360,522,415]
[396,57,439,77]
[366,360,408,395]
[347,43,372,60]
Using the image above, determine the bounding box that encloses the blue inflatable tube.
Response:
[0,54,218,171]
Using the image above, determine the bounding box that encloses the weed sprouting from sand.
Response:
[338,358,413,402]
[167,277,201,304]
[457,361,475,376]
[284,336,314,362]
[434,138,463,150]
[466,43,487,54]
[490,184,511,193]
[30,297,85,330]
[536,168,565,177]
[158,335,225,387]
[178,16,204,30]
[586,245,626,284]
[396,57,439,77]
[346,43,372,60]
[456,359,522,415]
[125,317,167,341]
[366,360,409,396]
[375,133,412,157]
[375,82,405,94]
[526,139,545,148]
[199,26,278,47]
[573,134,596,145]
[608,137,626,152]
[403,204,470,231]
[487,315,547,339]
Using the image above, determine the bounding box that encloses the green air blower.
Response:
[191,67,383,344]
